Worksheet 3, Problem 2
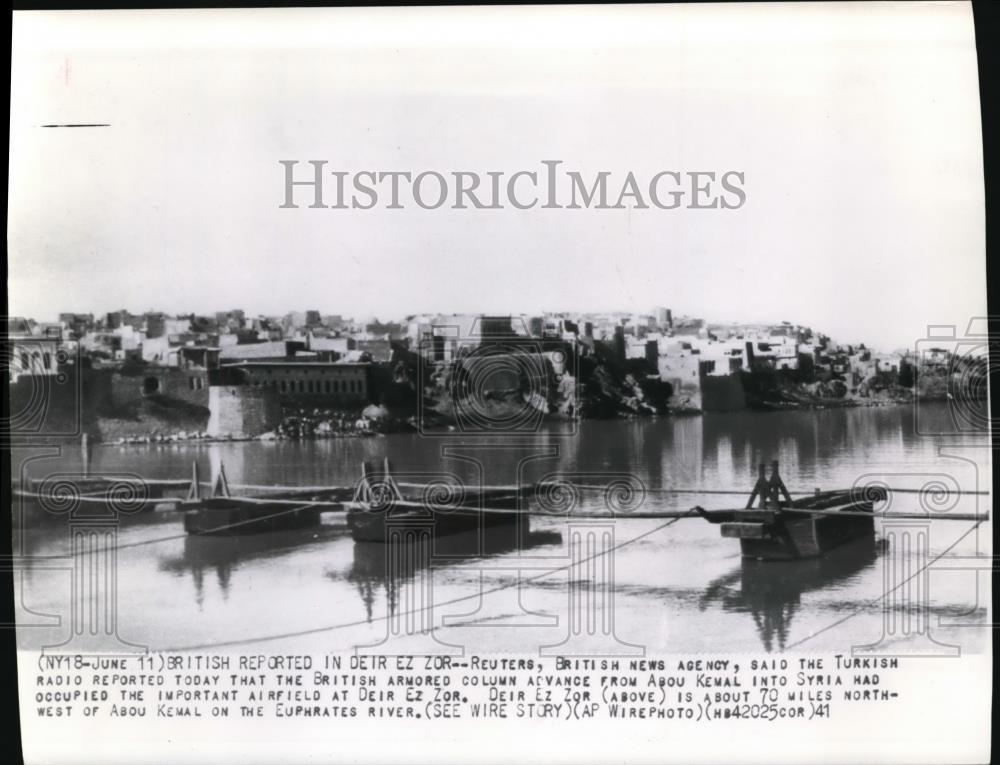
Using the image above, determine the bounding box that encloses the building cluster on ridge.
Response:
[9,305,976,431]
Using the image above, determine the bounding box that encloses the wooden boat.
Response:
[11,476,197,527]
[182,496,321,536]
[184,497,320,536]
[347,500,523,543]
[696,462,887,560]
[345,460,523,543]
[14,475,187,507]
[697,490,884,560]
[181,462,323,536]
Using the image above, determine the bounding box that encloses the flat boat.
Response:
[345,460,523,543]
[180,462,323,535]
[182,496,321,536]
[697,462,887,560]
[698,488,886,560]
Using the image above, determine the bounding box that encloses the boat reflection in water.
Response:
[348,520,563,623]
[700,536,886,652]
[159,526,345,606]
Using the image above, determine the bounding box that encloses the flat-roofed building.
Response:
[222,361,370,404]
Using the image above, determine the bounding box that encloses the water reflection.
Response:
[348,526,564,623]
[14,404,978,503]
[159,526,345,606]
[10,403,988,653]
[699,537,886,652]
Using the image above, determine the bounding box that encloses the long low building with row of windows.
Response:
[216,361,371,404]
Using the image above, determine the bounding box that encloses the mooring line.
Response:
[20,495,990,557]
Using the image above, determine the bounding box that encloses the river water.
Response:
[11,402,992,655]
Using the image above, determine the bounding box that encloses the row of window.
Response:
[184,376,360,394]
[19,352,53,370]
[252,378,364,395]
[257,367,363,378]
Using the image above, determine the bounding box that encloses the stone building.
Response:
[222,361,371,404]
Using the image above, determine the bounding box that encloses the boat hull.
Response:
[710,489,884,561]
[183,498,320,536]
[347,501,522,543]
[735,510,875,560]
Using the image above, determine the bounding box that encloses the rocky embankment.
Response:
[92,356,684,443]
[419,351,677,426]
[261,404,413,440]
[577,362,674,418]
[88,354,956,445]
[741,372,914,410]
[92,395,210,443]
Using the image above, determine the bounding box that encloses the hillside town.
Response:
[5,306,982,443]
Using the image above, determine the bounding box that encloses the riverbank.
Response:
[26,370,969,446]
[739,372,917,412]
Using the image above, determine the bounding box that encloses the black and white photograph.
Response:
[5,3,993,763]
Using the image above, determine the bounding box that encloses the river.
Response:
[11,402,991,655]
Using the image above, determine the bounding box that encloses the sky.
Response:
[7,3,987,351]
